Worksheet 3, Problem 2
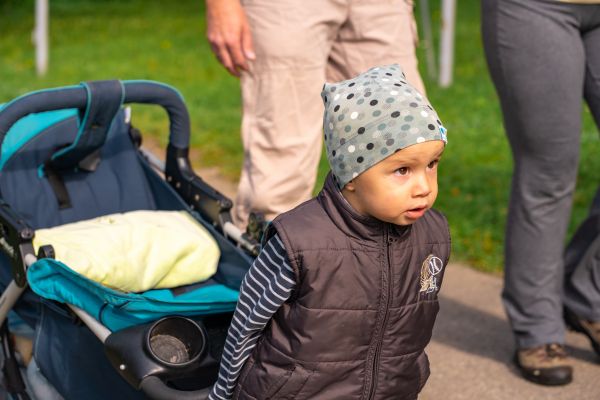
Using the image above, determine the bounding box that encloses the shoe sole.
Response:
[564,307,600,356]
[514,355,573,386]
[520,369,573,386]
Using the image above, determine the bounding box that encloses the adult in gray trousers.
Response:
[482,0,600,386]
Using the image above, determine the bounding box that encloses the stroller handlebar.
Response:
[0,80,191,152]
[139,376,210,400]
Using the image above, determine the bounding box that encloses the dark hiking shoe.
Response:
[564,307,600,356]
[515,343,573,386]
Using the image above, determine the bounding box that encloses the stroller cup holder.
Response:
[146,317,205,367]
[105,316,209,390]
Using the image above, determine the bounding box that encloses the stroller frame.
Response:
[0,80,260,399]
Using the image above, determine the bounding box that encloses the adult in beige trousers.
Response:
[205,0,425,227]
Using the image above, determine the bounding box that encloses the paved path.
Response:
[421,264,600,400]
[188,150,600,400]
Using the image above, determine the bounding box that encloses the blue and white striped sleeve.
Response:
[208,233,296,400]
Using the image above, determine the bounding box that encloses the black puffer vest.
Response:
[234,174,451,400]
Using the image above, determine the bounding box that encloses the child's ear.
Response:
[344,180,356,192]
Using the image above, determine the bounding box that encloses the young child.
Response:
[209,64,450,400]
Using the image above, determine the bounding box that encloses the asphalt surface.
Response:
[421,263,600,400]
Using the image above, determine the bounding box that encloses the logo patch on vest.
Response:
[420,254,443,293]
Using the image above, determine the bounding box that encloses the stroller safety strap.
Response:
[38,80,125,209]
[48,80,124,172]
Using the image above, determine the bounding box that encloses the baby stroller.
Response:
[0,80,261,399]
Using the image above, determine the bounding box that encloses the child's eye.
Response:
[395,167,409,176]
[427,160,439,169]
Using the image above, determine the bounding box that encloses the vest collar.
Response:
[317,172,409,243]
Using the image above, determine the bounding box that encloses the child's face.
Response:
[341,140,445,226]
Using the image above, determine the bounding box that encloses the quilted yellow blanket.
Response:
[33,210,220,293]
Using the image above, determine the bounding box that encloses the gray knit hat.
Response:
[321,64,447,189]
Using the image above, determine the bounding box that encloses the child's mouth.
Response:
[405,207,427,219]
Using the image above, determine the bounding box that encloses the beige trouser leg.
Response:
[326,0,425,95]
[234,0,423,227]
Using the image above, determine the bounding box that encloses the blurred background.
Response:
[1,0,599,273]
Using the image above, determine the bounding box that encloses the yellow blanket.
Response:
[33,210,220,293]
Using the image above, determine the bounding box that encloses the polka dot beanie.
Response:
[321,64,448,189]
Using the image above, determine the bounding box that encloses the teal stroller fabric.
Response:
[27,258,239,331]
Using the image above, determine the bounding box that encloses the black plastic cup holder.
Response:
[145,317,206,367]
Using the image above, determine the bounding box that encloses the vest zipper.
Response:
[366,224,393,400]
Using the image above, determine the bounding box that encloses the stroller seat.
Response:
[0,80,254,399]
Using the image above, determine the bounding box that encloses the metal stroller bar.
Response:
[139,147,261,256]
[0,254,35,327]
[0,254,111,343]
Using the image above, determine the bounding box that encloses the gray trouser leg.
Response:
[482,0,600,348]
[564,22,600,318]
[564,210,600,322]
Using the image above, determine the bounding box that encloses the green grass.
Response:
[1,0,599,272]
[0,0,243,175]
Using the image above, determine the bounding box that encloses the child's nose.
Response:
[413,173,432,197]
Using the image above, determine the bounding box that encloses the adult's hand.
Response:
[205,0,255,77]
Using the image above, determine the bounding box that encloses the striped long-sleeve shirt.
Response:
[208,233,295,400]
